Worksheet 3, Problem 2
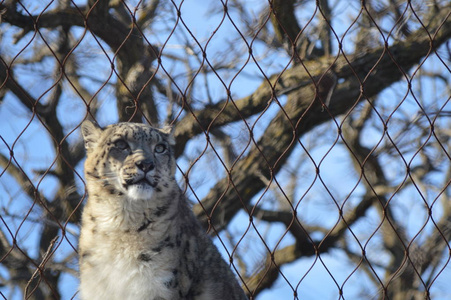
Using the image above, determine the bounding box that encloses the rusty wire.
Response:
[0,0,450,299]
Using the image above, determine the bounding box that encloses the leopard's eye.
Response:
[113,139,129,150]
[154,144,166,154]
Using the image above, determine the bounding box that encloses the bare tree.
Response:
[0,0,450,299]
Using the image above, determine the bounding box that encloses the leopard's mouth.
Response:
[135,178,157,187]
[122,177,159,200]
[125,178,157,188]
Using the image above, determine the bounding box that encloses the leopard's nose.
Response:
[136,159,155,173]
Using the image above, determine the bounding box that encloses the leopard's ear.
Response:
[81,120,102,150]
[159,125,175,146]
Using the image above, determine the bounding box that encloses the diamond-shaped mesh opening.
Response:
[0,0,450,299]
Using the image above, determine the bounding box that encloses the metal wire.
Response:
[0,0,450,299]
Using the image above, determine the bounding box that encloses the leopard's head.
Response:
[81,121,176,200]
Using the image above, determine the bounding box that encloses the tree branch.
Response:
[175,4,451,157]
[192,3,451,234]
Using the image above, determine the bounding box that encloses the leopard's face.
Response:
[81,121,176,200]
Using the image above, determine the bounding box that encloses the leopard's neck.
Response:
[84,183,184,235]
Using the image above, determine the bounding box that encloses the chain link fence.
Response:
[0,0,450,299]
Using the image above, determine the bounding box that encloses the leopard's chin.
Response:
[126,181,156,200]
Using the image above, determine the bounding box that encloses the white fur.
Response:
[126,184,155,201]
[79,195,178,300]
[80,243,174,300]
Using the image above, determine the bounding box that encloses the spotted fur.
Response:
[78,121,247,300]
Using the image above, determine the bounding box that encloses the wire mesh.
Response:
[0,0,450,299]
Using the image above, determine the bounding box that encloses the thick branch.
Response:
[0,152,49,208]
[175,5,451,157]
[269,0,301,46]
[0,1,160,123]
[0,56,46,115]
[245,244,300,297]
[244,190,379,297]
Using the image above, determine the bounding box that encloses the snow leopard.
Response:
[78,121,247,300]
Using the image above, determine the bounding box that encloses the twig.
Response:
[24,236,59,299]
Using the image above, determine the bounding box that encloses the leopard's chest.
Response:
[80,233,179,300]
